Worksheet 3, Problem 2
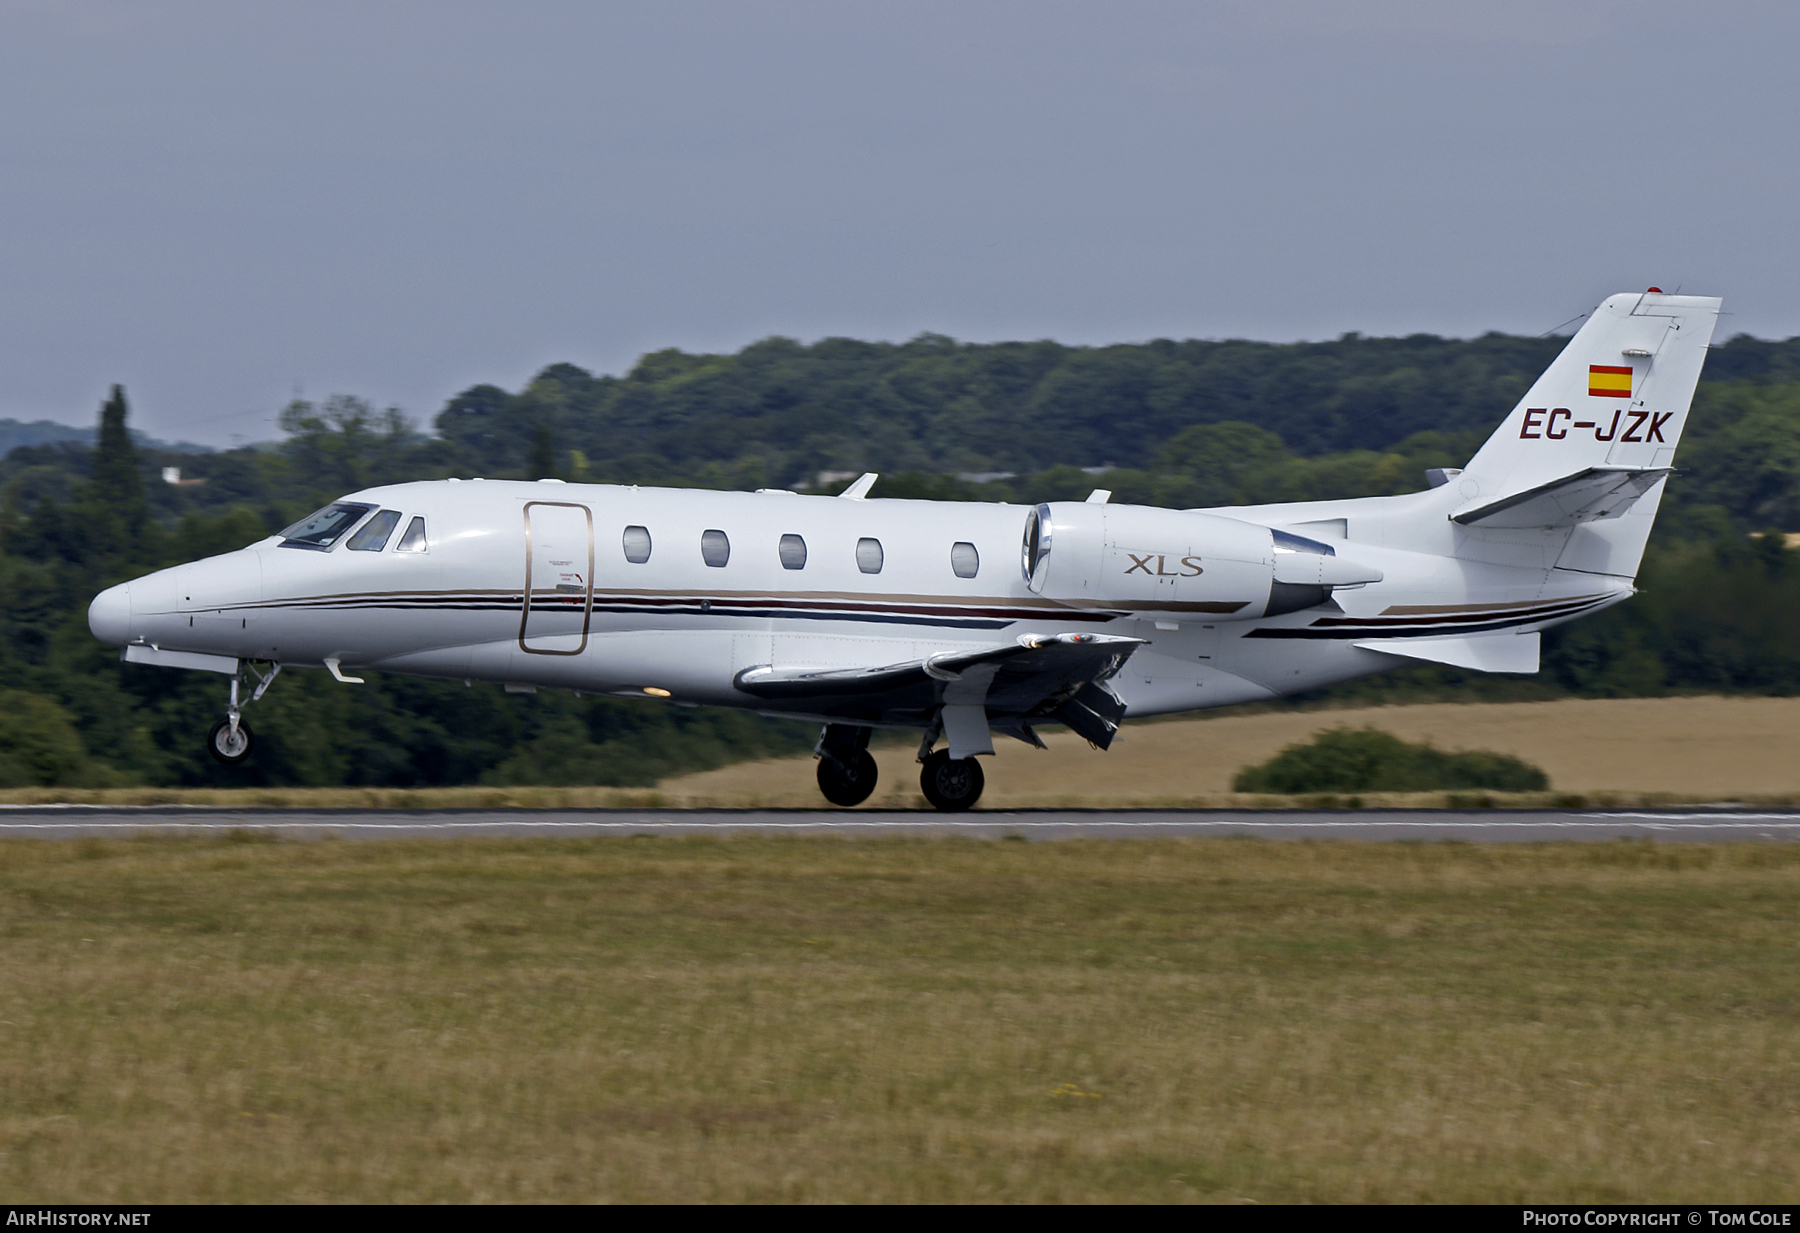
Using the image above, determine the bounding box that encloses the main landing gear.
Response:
[918,748,985,812]
[912,714,987,812]
[815,724,879,807]
[812,723,989,811]
[207,661,281,766]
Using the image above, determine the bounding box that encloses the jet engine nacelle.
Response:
[1020,502,1382,621]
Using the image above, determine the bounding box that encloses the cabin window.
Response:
[395,516,428,553]
[1022,504,1052,587]
[950,541,979,578]
[779,534,807,570]
[278,502,375,550]
[701,529,730,568]
[347,509,402,552]
[623,525,652,564]
[856,537,883,574]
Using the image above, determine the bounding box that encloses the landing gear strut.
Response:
[919,748,985,812]
[208,661,281,766]
[815,724,878,807]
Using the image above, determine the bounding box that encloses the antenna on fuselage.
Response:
[837,473,879,500]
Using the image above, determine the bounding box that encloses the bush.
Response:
[0,689,93,786]
[1232,727,1548,794]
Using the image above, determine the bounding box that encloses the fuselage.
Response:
[88,476,1629,729]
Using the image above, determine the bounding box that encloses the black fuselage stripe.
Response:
[1267,596,1606,635]
[1313,605,1589,628]
[207,599,1016,630]
[1247,603,1608,639]
[244,596,1057,615]
[187,593,1613,637]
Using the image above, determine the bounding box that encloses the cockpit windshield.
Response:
[278,502,376,550]
[347,509,402,552]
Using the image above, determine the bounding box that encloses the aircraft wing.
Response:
[1451,466,1671,529]
[733,632,1144,748]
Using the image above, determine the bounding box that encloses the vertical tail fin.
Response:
[1452,290,1721,578]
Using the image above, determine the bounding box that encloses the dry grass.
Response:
[666,695,1800,808]
[3,785,1784,812]
[8,696,1800,812]
[0,784,677,810]
[1,834,1797,1202]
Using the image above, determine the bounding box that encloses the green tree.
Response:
[83,383,158,565]
[91,384,144,511]
[1154,421,1292,504]
[277,396,419,498]
[529,424,557,480]
[0,689,93,786]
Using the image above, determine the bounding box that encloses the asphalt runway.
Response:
[1,806,1798,841]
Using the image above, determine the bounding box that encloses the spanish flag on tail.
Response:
[1588,364,1633,398]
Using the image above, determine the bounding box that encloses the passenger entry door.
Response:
[519,501,594,655]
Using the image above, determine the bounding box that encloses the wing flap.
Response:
[1049,680,1130,749]
[733,632,1143,701]
[735,633,1144,741]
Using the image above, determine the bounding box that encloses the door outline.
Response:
[518,501,595,655]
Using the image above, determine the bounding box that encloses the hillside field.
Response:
[660,696,1800,808]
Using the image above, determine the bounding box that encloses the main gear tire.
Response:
[919,749,985,812]
[817,749,879,807]
[207,718,254,765]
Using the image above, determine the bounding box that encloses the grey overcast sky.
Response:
[2,0,1797,445]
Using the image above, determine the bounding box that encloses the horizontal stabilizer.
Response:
[1352,631,1540,674]
[1451,467,1671,529]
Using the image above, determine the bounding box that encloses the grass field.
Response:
[2,833,1797,1202]
[663,695,1800,808]
[6,695,1798,811]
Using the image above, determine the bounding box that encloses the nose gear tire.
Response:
[207,719,254,765]
[817,749,879,807]
[919,749,984,812]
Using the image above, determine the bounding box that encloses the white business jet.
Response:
[88,291,1718,809]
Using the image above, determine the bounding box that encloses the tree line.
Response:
[1,325,1798,789]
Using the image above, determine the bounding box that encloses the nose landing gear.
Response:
[208,717,254,764]
[207,661,281,766]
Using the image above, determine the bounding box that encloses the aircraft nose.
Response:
[88,582,132,647]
